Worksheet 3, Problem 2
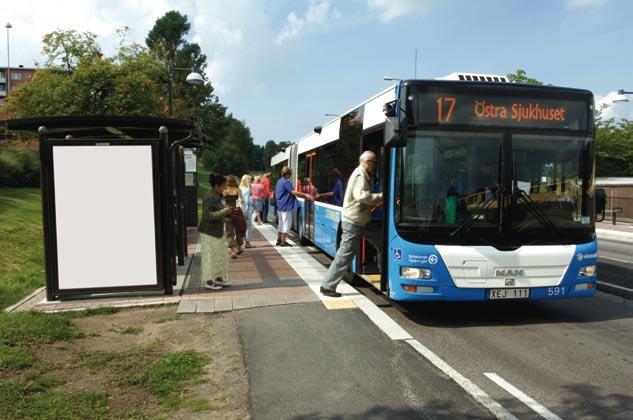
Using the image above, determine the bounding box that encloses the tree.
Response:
[506,69,542,85]
[7,30,168,118]
[42,29,102,72]
[145,11,261,174]
[595,117,633,177]
[145,11,191,65]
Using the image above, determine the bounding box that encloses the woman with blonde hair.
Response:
[223,175,245,258]
[239,174,255,249]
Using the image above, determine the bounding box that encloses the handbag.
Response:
[231,208,247,238]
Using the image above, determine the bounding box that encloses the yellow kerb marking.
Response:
[322,299,357,310]
[360,274,381,288]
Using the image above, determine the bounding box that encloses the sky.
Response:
[3,0,633,145]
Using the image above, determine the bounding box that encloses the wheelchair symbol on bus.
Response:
[394,248,402,261]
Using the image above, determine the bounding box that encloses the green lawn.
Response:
[0,188,45,311]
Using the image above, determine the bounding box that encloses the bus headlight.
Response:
[579,265,596,277]
[400,267,432,279]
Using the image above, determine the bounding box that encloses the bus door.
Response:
[305,152,317,242]
[359,128,385,280]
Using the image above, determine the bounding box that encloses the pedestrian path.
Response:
[596,221,633,243]
[177,226,320,313]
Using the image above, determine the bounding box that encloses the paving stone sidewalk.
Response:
[177,226,319,314]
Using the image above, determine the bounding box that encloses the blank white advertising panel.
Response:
[52,145,158,290]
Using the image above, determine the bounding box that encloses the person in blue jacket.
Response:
[275,166,308,246]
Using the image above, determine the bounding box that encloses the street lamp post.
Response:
[613,89,632,104]
[5,22,11,96]
[167,63,204,116]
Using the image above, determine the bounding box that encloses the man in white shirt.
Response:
[320,151,382,297]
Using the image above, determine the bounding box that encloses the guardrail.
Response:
[597,196,633,225]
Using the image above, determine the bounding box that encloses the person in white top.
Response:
[320,151,382,297]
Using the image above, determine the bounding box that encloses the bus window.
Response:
[512,134,592,227]
[339,108,364,182]
[396,131,503,228]
[362,128,385,191]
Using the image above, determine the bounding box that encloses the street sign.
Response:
[184,149,196,172]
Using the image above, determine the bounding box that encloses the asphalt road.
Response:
[598,237,633,291]
[239,302,493,419]
[385,293,633,419]
[288,234,633,418]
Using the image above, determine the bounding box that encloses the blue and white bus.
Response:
[272,73,598,301]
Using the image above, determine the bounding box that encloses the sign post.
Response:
[183,148,198,228]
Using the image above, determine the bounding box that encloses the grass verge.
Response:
[1,308,216,418]
[0,187,44,311]
[0,372,109,420]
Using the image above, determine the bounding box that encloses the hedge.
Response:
[0,149,40,187]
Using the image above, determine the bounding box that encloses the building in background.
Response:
[0,66,37,105]
[0,66,37,133]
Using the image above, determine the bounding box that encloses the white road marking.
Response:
[408,340,517,420]
[484,373,562,420]
[599,256,633,264]
[256,224,515,418]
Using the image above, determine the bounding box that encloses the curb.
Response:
[3,287,46,313]
[596,228,633,244]
[597,282,633,300]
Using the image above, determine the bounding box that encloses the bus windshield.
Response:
[394,130,594,246]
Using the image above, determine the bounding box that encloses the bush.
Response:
[0,149,40,187]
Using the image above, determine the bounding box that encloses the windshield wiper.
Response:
[514,188,560,236]
[450,189,500,237]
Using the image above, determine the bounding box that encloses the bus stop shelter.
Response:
[5,116,199,301]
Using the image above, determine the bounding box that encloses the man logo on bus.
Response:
[429,254,438,265]
[394,248,402,261]
[495,269,524,277]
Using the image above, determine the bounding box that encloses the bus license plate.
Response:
[489,288,529,300]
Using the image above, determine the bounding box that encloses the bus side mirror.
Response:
[383,101,397,117]
[595,188,606,220]
[384,116,406,148]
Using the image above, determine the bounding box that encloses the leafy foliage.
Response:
[6,12,295,182]
[506,69,542,85]
[595,118,633,176]
[0,149,39,187]
[145,11,191,65]
[42,29,101,72]
[7,48,168,118]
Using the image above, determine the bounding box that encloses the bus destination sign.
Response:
[412,92,589,130]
